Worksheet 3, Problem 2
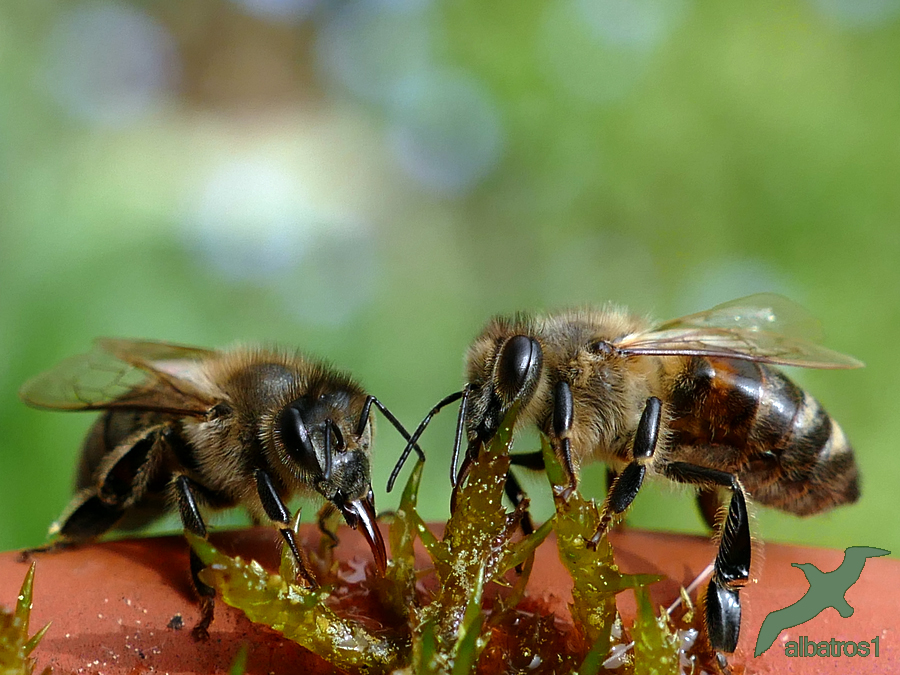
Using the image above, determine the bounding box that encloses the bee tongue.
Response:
[340,494,387,574]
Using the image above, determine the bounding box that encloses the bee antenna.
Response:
[323,420,334,481]
[358,397,420,456]
[386,388,466,493]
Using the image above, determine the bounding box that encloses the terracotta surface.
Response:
[0,526,897,673]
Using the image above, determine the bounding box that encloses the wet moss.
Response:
[191,406,714,673]
[0,563,51,675]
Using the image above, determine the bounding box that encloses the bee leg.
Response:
[315,503,342,571]
[509,450,546,471]
[253,468,319,590]
[317,502,340,545]
[449,438,479,513]
[18,489,125,563]
[605,467,619,492]
[506,450,547,537]
[503,468,534,536]
[551,380,577,499]
[605,467,632,534]
[173,475,216,641]
[662,462,751,654]
[588,397,662,548]
[696,487,723,531]
[23,426,169,562]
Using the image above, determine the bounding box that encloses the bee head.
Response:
[275,394,385,571]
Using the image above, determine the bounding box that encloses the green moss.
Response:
[192,534,401,673]
[191,407,704,673]
[0,563,50,675]
[631,587,682,675]
[413,406,551,672]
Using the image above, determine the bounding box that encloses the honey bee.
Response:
[388,294,862,655]
[21,339,421,639]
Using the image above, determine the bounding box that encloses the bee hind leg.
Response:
[696,487,723,531]
[22,425,165,562]
[662,462,751,655]
[17,490,124,562]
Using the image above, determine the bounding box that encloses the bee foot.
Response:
[17,540,73,562]
[715,652,733,675]
[583,531,605,551]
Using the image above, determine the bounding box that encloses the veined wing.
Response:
[19,339,221,415]
[615,294,864,369]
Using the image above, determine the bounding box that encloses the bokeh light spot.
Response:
[187,158,313,281]
[41,1,179,126]
[183,157,378,326]
[576,0,690,51]
[810,0,900,28]
[538,0,689,105]
[228,0,318,24]
[388,70,505,195]
[314,2,434,105]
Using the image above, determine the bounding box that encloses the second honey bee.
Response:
[21,339,421,639]
[389,294,862,655]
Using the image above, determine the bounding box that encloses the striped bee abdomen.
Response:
[668,356,859,516]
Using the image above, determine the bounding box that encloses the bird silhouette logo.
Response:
[754,546,890,657]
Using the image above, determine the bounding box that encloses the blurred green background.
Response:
[1,0,897,555]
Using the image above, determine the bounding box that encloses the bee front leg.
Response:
[506,450,547,536]
[551,380,577,499]
[253,469,319,589]
[662,462,751,655]
[588,397,662,548]
[317,502,340,546]
[173,475,216,641]
[503,468,534,536]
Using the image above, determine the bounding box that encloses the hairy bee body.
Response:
[465,306,859,520]
[396,296,863,655]
[465,310,652,469]
[21,340,415,638]
[52,348,373,540]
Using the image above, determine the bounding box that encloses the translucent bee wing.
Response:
[97,338,217,364]
[96,338,219,382]
[19,339,220,414]
[616,294,864,369]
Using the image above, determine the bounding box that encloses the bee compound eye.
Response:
[497,335,542,400]
[277,405,320,475]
